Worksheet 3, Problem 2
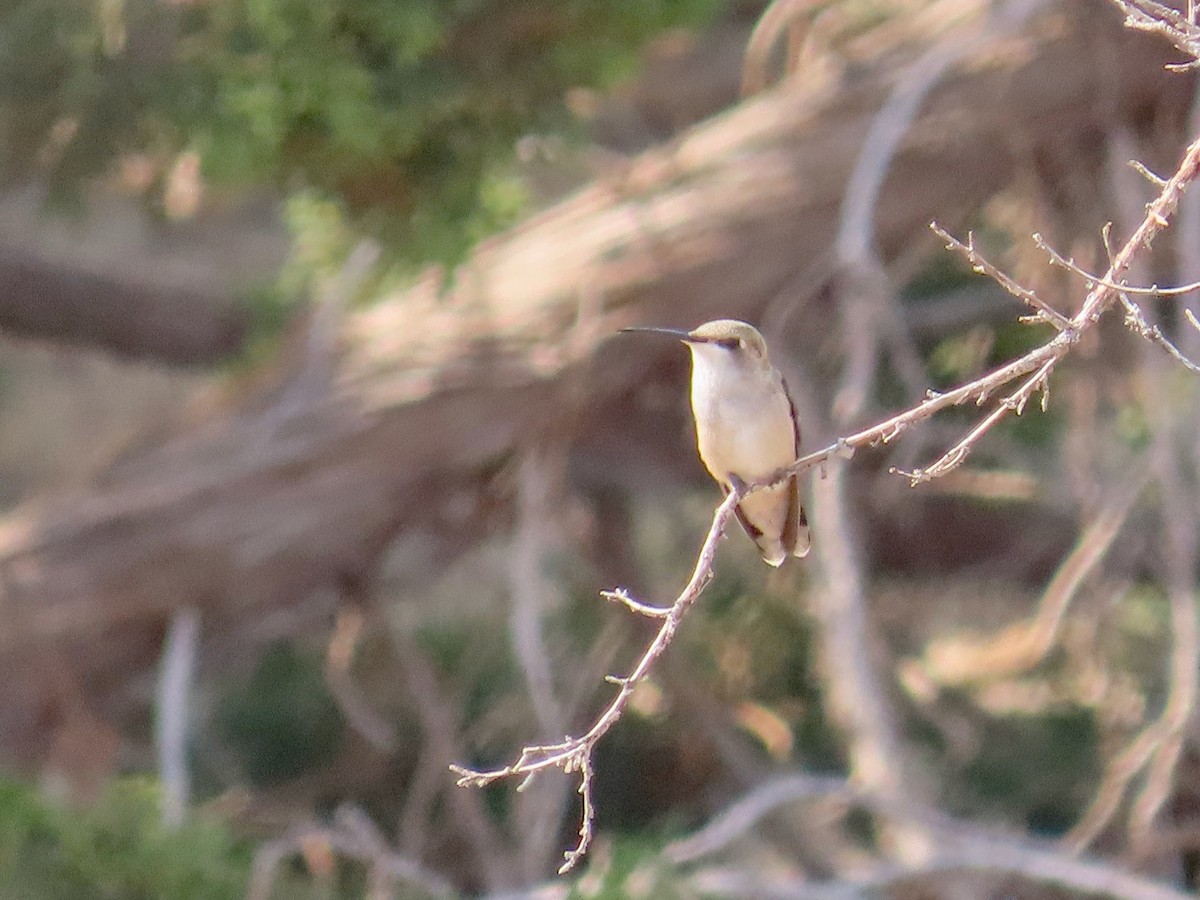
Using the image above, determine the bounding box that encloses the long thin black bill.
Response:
[619,326,693,340]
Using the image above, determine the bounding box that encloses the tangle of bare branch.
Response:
[453,490,741,873]
[667,775,1194,900]
[453,2,1200,878]
[246,804,456,900]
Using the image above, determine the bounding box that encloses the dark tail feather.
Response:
[783,475,810,559]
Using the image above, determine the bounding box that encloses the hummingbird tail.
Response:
[792,504,810,559]
[728,475,810,566]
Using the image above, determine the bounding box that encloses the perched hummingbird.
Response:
[623,319,810,566]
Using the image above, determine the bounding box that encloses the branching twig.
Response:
[1115,0,1200,65]
[600,587,670,618]
[934,225,1071,329]
[455,17,1200,879]
[453,491,740,873]
[786,136,1200,483]
[1035,232,1200,373]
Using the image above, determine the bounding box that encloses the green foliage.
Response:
[0,0,719,267]
[214,641,345,786]
[0,778,252,900]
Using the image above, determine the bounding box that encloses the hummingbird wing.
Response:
[722,378,810,565]
[782,379,810,559]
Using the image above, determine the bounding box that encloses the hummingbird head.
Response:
[621,319,769,359]
[685,319,770,365]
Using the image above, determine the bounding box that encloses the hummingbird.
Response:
[623,319,810,566]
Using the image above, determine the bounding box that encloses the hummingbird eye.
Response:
[715,338,739,350]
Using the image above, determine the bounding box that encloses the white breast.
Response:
[688,345,796,484]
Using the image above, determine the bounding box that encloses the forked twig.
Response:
[1034,232,1200,374]
[933,225,1071,329]
[453,491,740,873]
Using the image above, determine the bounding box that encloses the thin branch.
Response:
[452,490,741,873]
[889,362,1051,486]
[932,225,1071,329]
[600,587,670,618]
[1114,0,1200,62]
[670,776,1193,900]
[1036,234,1200,296]
[157,605,199,828]
[1130,158,1169,187]
[783,135,1200,484]
[245,804,456,900]
[1035,232,1200,372]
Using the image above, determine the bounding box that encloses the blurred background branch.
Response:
[0,0,1199,898]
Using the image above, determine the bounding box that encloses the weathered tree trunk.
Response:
[0,0,1185,756]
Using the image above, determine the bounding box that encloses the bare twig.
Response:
[452,491,741,873]
[779,134,1200,484]
[933,226,1071,329]
[1114,0,1200,64]
[1035,231,1200,372]
[600,587,670,618]
[1130,158,1169,187]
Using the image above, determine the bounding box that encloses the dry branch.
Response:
[246,804,455,900]
[452,490,742,872]
[669,775,1194,900]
